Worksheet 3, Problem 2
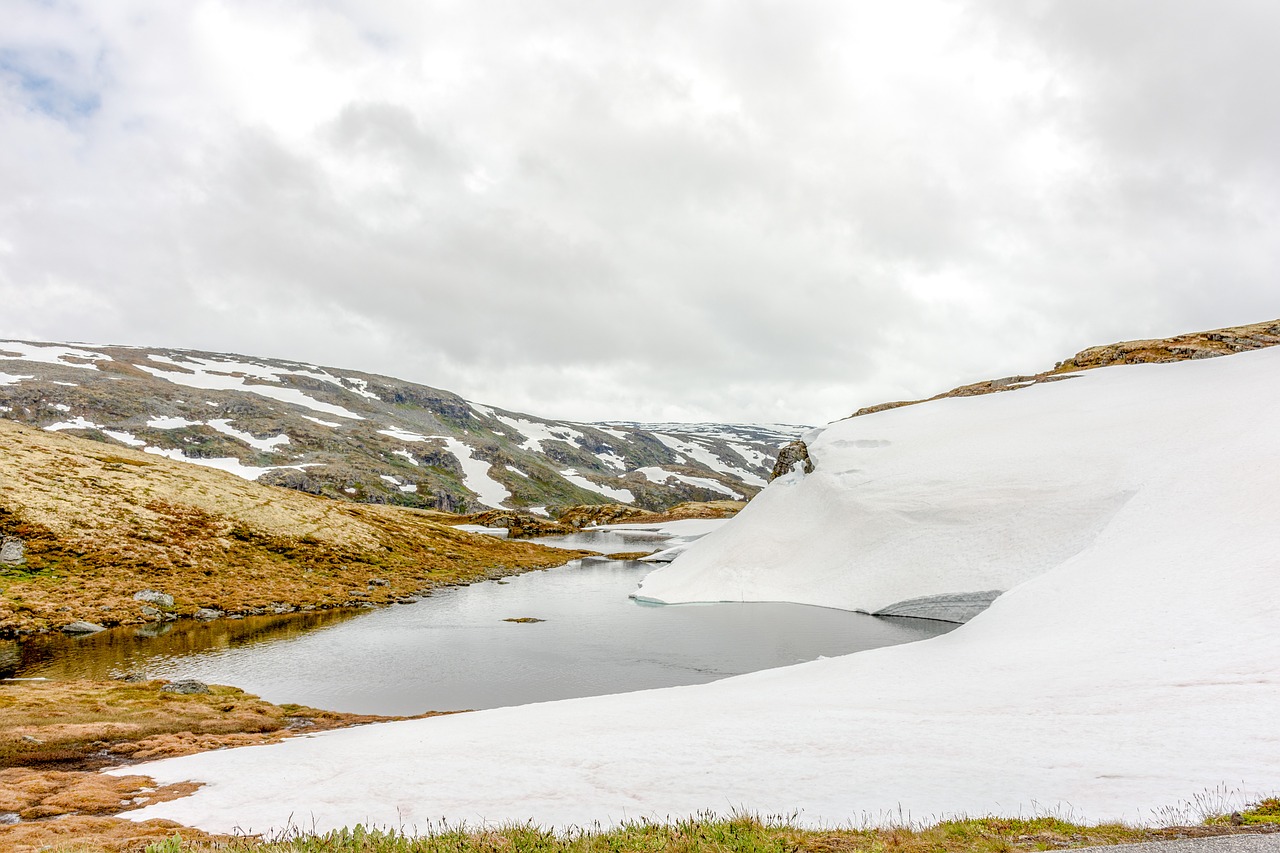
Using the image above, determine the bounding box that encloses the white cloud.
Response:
[1,0,1277,424]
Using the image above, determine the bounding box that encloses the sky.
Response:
[1,1,1277,426]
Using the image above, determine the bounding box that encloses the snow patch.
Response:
[595,450,628,471]
[136,357,364,420]
[393,449,419,466]
[103,430,146,448]
[0,372,33,386]
[377,427,431,443]
[45,417,102,432]
[142,447,313,481]
[496,415,584,453]
[652,433,762,486]
[439,437,511,508]
[634,467,743,499]
[559,469,634,503]
[302,415,341,428]
[0,341,112,369]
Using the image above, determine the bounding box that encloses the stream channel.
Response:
[2,524,956,715]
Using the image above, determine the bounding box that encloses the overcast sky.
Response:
[1,1,1277,425]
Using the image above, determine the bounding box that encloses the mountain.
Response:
[0,341,806,515]
[121,321,1280,831]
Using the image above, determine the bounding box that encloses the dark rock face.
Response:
[258,468,324,494]
[432,490,464,513]
[770,441,814,480]
[0,536,24,566]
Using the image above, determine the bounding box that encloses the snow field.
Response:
[119,348,1280,833]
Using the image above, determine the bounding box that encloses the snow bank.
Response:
[635,357,1248,613]
[117,349,1280,834]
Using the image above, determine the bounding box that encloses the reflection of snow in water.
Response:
[122,559,950,715]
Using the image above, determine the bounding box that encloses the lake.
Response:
[3,558,954,715]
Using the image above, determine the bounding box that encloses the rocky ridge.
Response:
[849,319,1280,418]
[0,341,807,515]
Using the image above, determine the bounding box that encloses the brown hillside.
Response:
[0,420,591,636]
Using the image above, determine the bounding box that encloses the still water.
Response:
[3,557,954,715]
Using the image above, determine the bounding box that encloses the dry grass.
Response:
[0,420,593,635]
[0,678,427,769]
[0,678,435,852]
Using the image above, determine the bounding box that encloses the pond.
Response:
[2,556,955,715]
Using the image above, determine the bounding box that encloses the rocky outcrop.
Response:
[1057,320,1280,369]
[851,319,1280,420]
[770,441,814,480]
[459,510,573,539]
[553,504,650,528]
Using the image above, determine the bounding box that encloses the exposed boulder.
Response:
[62,621,106,635]
[133,590,174,608]
[161,679,210,694]
[770,441,814,480]
[0,536,24,566]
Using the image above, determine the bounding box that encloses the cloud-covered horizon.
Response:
[2,1,1277,425]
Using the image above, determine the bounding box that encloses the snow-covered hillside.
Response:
[0,340,806,513]
[117,346,1280,833]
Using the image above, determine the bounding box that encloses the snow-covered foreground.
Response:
[117,350,1280,833]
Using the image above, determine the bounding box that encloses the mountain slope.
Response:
[0,341,806,514]
[0,419,589,636]
[119,331,1280,832]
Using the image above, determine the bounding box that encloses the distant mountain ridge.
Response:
[0,340,807,514]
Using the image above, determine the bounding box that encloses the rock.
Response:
[367,578,389,587]
[770,440,814,480]
[194,608,224,621]
[503,616,546,623]
[62,620,107,635]
[161,679,210,694]
[0,536,25,566]
[133,590,174,608]
[139,605,161,619]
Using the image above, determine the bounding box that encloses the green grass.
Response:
[1206,797,1280,827]
[132,812,1235,853]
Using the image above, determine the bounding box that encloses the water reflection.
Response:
[2,609,363,681]
[4,560,956,715]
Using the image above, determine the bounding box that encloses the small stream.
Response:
[2,527,956,715]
